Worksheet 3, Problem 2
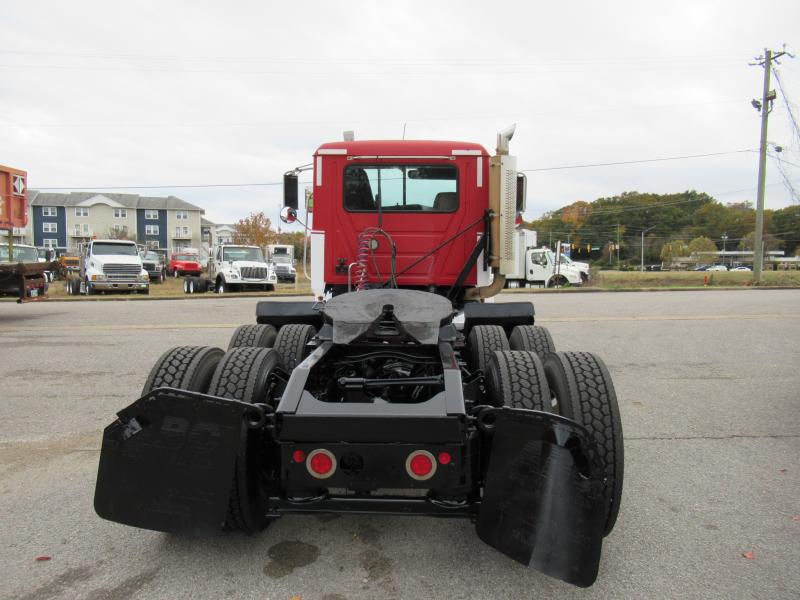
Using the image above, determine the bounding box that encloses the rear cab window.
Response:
[343,165,458,213]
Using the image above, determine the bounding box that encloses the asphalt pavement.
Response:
[0,289,798,600]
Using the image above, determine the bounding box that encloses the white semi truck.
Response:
[67,239,150,295]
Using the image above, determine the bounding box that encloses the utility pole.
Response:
[616,224,621,268]
[751,47,790,282]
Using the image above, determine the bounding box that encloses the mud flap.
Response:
[94,388,263,534]
[477,408,605,587]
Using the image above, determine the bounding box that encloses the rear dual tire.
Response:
[183,276,207,294]
[208,347,281,532]
[140,345,280,533]
[467,325,509,374]
[228,324,278,350]
[543,351,624,536]
[272,324,316,372]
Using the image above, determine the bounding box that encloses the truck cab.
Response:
[267,244,296,283]
[79,239,150,295]
[285,138,524,302]
[208,244,277,293]
[527,248,584,287]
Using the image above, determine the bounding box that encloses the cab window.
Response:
[343,165,458,212]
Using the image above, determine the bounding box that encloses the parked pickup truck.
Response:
[66,239,150,295]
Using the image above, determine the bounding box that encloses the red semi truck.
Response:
[95,128,624,587]
[0,165,52,302]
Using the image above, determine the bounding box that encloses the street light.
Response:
[641,226,656,271]
[721,234,728,266]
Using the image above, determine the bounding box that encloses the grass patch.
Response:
[591,270,800,289]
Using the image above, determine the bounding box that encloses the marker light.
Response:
[406,450,437,481]
[306,449,336,479]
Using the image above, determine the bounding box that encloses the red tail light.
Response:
[306,449,336,479]
[406,450,437,481]
[292,449,306,463]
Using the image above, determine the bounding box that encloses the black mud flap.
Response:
[94,388,264,534]
[477,408,605,587]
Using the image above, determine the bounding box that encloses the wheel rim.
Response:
[189,280,195,293]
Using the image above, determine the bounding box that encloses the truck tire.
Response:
[208,347,280,532]
[467,325,509,374]
[86,279,96,295]
[485,350,550,410]
[141,345,225,395]
[547,274,569,288]
[183,278,190,294]
[228,324,278,350]
[188,277,198,294]
[508,325,556,357]
[272,324,316,372]
[542,351,623,536]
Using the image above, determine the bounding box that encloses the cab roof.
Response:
[315,140,489,157]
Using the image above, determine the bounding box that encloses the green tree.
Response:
[737,232,783,253]
[771,205,800,255]
[660,240,688,264]
[688,236,718,261]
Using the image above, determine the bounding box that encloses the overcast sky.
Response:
[2,1,799,230]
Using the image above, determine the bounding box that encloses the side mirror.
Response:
[284,172,299,210]
[280,206,297,224]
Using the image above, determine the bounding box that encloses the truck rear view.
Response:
[93,128,623,588]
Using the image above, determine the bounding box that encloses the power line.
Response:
[520,150,754,173]
[35,149,761,191]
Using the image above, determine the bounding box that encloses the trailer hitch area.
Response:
[94,387,269,534]
[476,407,605,588]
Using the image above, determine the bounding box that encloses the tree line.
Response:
[525,191,800,265]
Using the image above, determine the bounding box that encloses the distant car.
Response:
[706,265,728,272]
[693,265,710,271]
[730,265,752,271]
[169,253,203,277]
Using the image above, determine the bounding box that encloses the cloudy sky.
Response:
[2,1,799,229]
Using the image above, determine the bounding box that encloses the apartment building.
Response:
[25,192,205,253]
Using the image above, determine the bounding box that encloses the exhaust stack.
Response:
[465,125,519,300]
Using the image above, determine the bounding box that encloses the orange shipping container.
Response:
[0,165,28,230]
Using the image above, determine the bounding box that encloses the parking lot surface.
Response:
[1,289,798,599]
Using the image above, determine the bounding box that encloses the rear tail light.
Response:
[406,450,436,481]
[306,449,336,479]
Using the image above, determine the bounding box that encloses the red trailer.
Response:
[0,165,52,302]
[0,165,28,230]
